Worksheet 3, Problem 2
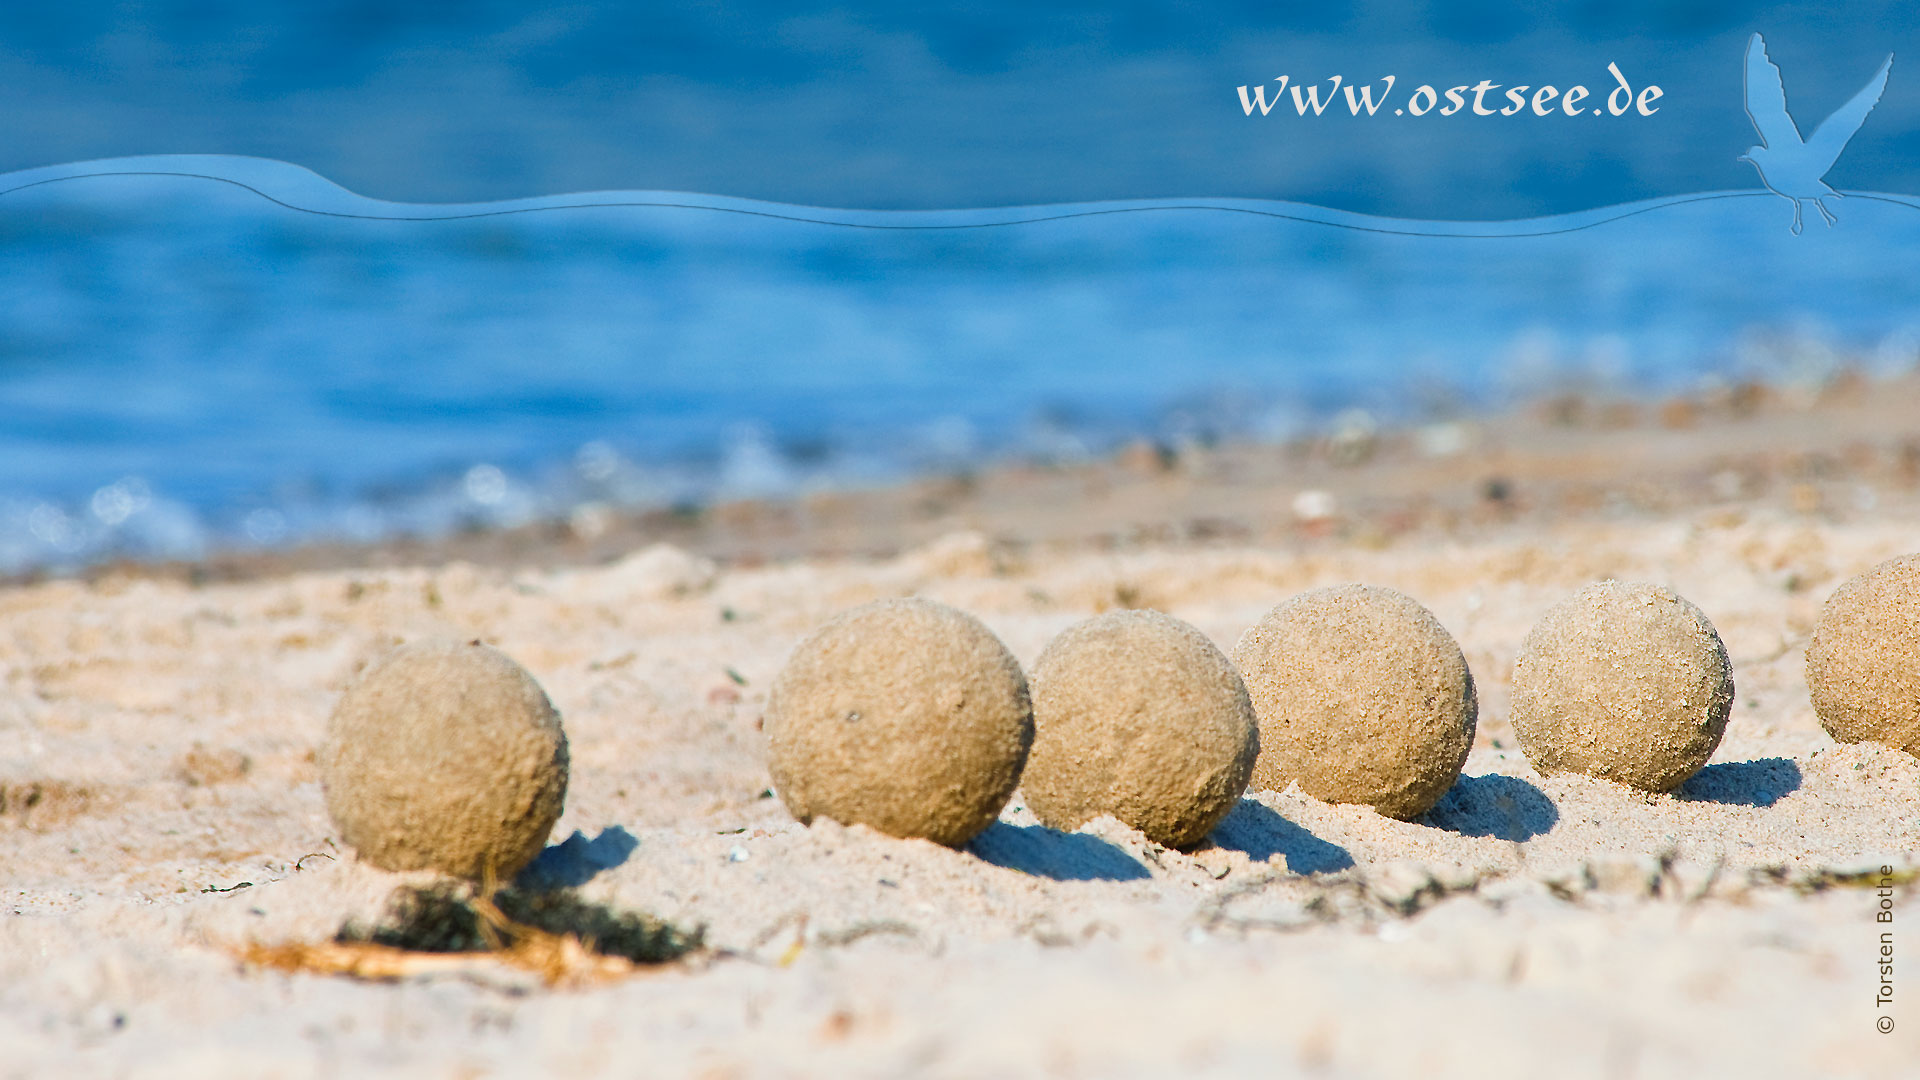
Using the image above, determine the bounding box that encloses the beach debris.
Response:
[1414,421,1474,458]
[1232,585,1476,819]
[810,919,921,948]
[608,542,717,599]
[1366,860,1449,915]
[1807,553,1920,757]
[1510,581,1734,792]
[319,639,570,880]
[1022,610,1257,850]
[1580,852,1674,898]
[1117,439,1177,475]
[1324,409,1379,466]
[1195,862,1484,934]
[567,501,613,541]
[241,881,700,988]
[765,598,1033,847]
[902,530,1011,579]
[0,779,100,828]
[1290,489,1338,523]
[173,743,252,787]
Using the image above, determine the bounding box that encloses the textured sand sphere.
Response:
[320,640,569,880]
[1232,585,1476,819]
[1808,554,1920,755]
[766,598,1032,847]
[1510,581,1733,792]
[1023,610,1258,849]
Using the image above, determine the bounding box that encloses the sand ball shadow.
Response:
[1206,799,1354,873]
[515,826,639,890]
[967,822,1153,881]
[1419,774,1559,841]
[1678,758,1802,807]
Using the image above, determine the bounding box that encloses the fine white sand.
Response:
[4,505,1918,1078]
[8,380,1920,1076]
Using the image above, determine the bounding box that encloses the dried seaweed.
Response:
[338,881,702,965]
[243,881,702,988]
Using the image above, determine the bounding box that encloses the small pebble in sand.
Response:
[320,639,570,880]
[1510,581,1733,792]
[1807,553,1920,756]
[1232,585,1476,819]
[765,598,1032,847]
[1022,610,1257,849]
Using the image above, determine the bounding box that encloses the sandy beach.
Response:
[5,377,1920,1078]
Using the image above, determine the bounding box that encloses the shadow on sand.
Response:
[515,826,640,890]
[967,822,1153,882]
[1679,757,1802,807]
[1420,774,1559,841]
[1207,799,1354,873]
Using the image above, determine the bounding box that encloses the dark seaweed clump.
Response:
[338,883,703,965]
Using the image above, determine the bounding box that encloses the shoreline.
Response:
[37,368,1920,587]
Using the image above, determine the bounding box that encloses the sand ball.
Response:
[1510,581,1733,792]
[1808,554,1920,755]
[766,598,1032,847]
[1232,585,1476,819]
[320,639,569,880]
[1022,610,1257,849]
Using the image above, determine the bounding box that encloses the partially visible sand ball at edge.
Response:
[1808,554,1920,756]
[319,639,570,881]
[1231,585,1476,820]
[1023,610,1258,850]
[765,598,1033,848]
[1510,581,1734,793]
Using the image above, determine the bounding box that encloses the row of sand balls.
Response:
[765,584,1676,849]
[766,553,1920,850]
[315,555,1920,878]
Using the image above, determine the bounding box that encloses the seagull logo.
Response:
[1740,33,1893,233]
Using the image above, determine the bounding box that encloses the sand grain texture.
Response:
[320,639,569,880]
[1511,581,1734,793]
[1023,610,1257,849]
[765,598,1032,847]
[1233,585,1476,819]
[1807,553,1920,756]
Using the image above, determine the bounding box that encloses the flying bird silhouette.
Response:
[1740,33,1893,234]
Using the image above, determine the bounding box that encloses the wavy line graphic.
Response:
[6,154,1918,239]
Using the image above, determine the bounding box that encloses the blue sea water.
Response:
[1,155,1916,572]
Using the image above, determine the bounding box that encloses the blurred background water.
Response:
[1,157,1916,571]
[2,4,1917,571]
